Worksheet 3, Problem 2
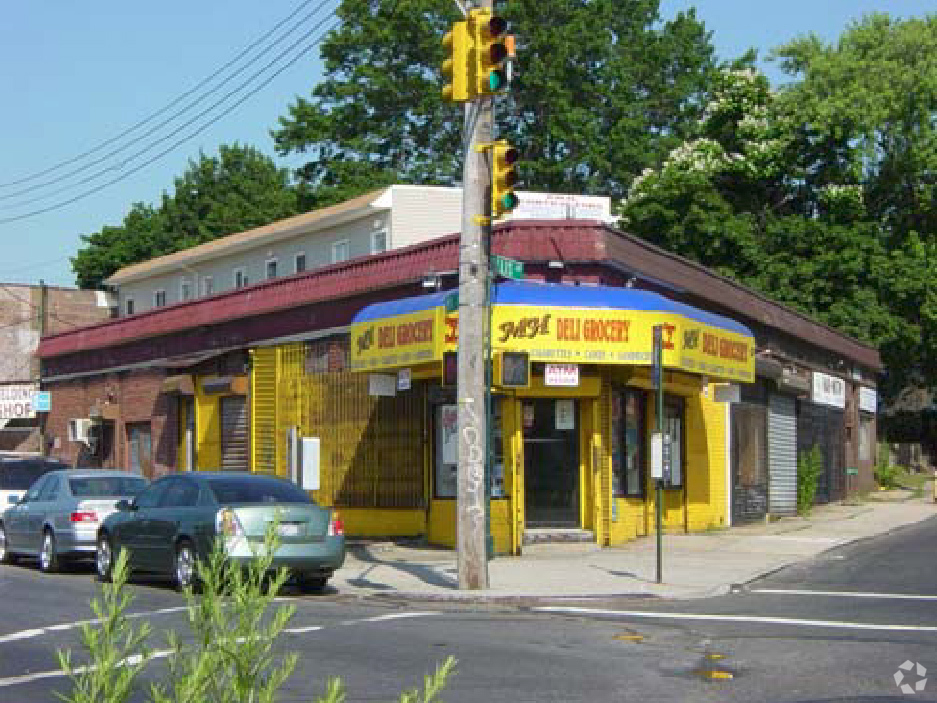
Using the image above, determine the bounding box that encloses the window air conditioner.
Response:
[68,418,93,444]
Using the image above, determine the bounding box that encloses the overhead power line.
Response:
[0,0,339,210]
[0,17,341,226]
[0,0,329,192]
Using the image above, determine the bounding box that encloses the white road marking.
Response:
[751,536,844,543]
[355,612,440,623]
[750,588,937,601]
[535,606,937,632]
[0,610,439,689]
[0,606,192,645]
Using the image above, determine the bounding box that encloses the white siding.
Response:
[117,212,391,313]
[390,185,462,249]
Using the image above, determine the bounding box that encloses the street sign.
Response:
[491,254,524,280]
[35,392,50,413]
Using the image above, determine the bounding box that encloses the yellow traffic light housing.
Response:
[491,140,519,218]
[469,8,509,97]
[442,21,471,102]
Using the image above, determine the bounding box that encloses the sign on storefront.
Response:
[368,374,397,397]
[544,363,579,387]
[811,372,846,409]
[397,368,412,391]
[555,399,575,430]
[0,384,39,419]
[859,386,877,414]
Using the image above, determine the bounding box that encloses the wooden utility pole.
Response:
[457,80,493,588]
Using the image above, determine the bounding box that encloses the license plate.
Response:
[277,523,302,537]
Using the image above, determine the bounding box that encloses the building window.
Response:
[180,280,192,301]
[294,252,306,273]
[331,240,349,264]
[154,289,167,307]
[371,230,387,255]
[125,298,134,316]
[202,276,214,296]
[234,268,248,289]
[613,388,646,497]
[662,397,685,488]
[265,258,278,280]
[859,415,874,462]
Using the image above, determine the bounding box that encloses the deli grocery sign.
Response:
[0,384,39,419]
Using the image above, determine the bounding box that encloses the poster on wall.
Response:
[555,399,575,430]
[435,404,459,497]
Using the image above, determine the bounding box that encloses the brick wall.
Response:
[44,369,177,476]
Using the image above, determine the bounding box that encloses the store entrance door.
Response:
[523,399,580,527]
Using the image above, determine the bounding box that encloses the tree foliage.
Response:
[271,0,720,209]
[71,144,299,289]
[620,13,937,400]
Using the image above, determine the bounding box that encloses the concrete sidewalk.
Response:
[332,492,937,601]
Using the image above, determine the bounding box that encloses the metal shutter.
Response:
[768,394,797,515]
[220,395,249,471]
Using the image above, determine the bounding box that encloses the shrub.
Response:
[874,443,901,489]
[797,446,824,515]
[58,523,455,702]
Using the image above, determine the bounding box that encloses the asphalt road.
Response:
[1,516,935,702]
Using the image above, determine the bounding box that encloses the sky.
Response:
[1,1,933,289]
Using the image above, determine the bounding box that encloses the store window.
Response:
[612,388,646,496]
[662,397,684,488]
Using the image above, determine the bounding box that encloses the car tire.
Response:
[39,530,59,573]
[96,534,114,583]
[0,522,15,565]
[298,574,329,594]
[174,540,198,592]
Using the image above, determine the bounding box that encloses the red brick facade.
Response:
[44,369,177,476]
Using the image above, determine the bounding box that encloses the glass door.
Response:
[523,398,580,527]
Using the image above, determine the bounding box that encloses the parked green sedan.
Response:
[96,472,345,593]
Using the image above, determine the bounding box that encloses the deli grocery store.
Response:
[38,220,881,553]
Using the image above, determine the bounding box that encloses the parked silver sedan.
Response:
[0,469,147,572]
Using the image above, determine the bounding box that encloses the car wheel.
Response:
[298,575,329,594]
[96,534,114,583]
[39,530,59,573]
[0,523,15,565]
[174,541,197,592]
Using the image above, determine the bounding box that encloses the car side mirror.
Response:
[116,499,134,511]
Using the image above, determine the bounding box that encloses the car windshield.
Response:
[0,462,67,490]
[209,477,311,505]
[69,476,147,498]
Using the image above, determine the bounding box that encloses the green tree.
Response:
[618,57,936,401]
[271,0,719,208]
[72,144,299,289]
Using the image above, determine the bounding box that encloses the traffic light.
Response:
[494,351,529,388]
[491,140,519,218]
[442,21,471,102]
[469,8,509,97]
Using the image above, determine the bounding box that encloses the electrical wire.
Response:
[0,17,341,226]
[0,0,332,191]
[0,1,339,209]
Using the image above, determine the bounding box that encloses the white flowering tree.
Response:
[618,27,937,402]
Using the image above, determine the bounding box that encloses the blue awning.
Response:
[353,280,753,338]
